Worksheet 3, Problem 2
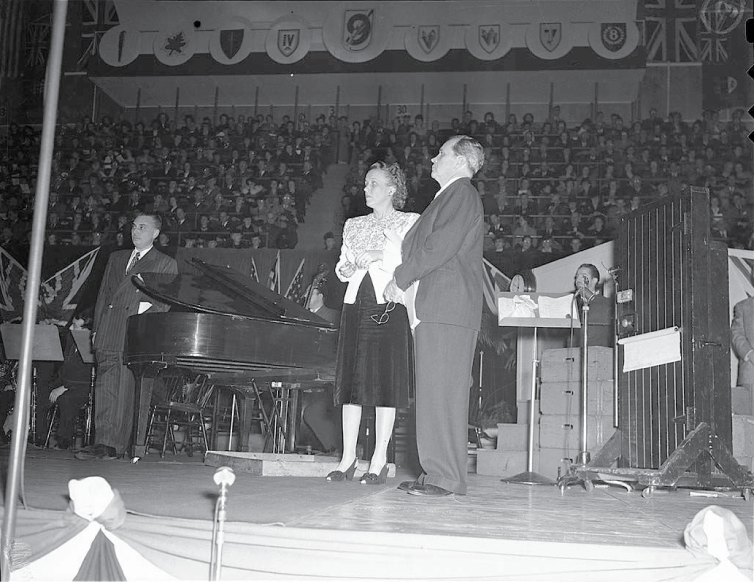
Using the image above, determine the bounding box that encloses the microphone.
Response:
[213,466,236,487]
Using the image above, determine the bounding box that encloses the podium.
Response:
[0,324,64,438]
[496,293,579,486]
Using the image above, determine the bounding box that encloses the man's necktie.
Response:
[127,251,140,273]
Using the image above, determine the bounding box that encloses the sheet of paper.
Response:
[537,294,577,319]
[619,327,681,372]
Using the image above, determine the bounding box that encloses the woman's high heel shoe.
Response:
[360,464,389,485]
[326,459,358,482]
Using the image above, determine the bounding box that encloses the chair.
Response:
[145,373,214,458]
[43,399,91,449]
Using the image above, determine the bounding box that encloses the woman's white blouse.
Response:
[336,211,420,304]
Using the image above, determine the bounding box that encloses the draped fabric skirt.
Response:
[333,274,415,408]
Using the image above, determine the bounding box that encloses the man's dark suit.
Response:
[394,177,484,494]
[93,247,178,455]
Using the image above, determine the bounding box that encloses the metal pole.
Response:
[578,298,592,466]
[1,1,67,578]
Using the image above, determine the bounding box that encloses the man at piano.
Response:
[76,213,178,460]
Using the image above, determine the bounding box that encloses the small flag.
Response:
[0,246,28,323]
[39,247,100,321]
[249,256,259,283]
[285,258,306,305]
[267,251,280,293]
[482,258,512,315]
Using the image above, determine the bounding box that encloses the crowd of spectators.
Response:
[0,111,336,258]
[0,105,751,276]
[335,106,752,274]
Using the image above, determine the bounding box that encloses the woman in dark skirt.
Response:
[327,162,419,485]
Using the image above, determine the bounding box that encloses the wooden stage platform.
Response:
[4,446,754,580]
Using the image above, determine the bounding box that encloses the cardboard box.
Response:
[539,380,614,416]
[496,422,537,451]
[476,449,530,477]
[540,347,614,383]
[732,414,754,457]
[538,414,617,451]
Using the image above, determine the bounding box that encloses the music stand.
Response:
[0,324,64,437]
[496,293,579,486]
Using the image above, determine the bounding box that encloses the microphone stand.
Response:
[210,466,235,581]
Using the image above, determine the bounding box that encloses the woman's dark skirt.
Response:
[333,274,415,408]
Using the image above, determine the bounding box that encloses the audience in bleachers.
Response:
[0,106,751,273]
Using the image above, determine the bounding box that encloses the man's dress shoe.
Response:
[407,484,453,497]
[397,480,418,492]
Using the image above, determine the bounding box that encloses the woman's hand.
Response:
[339,261,357,278]
[355,250,383,269]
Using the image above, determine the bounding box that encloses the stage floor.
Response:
[5,447,754,580]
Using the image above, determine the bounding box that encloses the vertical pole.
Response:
[377,85,382,121]
[505,83,511,121]
[213,86,219,126]
[548,82,554,118]
[593,82,599,121]
[134,88,141,124]
[462,83,467,118]
[254,86,259,118]
[420,83,425,120]
[335,85,340,118]
[294,85,299,124]
[174,86,180,128]
[2,2,68,579]
[307,103,311,125]
[193,103,198,124]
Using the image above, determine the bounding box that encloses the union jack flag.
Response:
[0,0,24,79]
[699,35,729,63]
[642,0,698,62]
[77,0,119,70]
[284,258,306,305]
[39,248,100,321]
[267,251,280,293]
[25,18,50,68]
[482,258,512,316]
[0,246,27,323]
[249,256,259,283]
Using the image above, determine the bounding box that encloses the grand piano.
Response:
[124,258,338,458]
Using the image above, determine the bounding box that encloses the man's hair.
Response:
[578,263,600,280]
[449,135,485,175]
[136,212,162,231]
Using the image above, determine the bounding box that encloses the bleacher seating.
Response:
[0,107,751,269]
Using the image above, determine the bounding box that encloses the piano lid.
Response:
[133,258,336,329]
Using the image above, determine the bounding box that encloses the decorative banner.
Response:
[404,24,451,62]
[266,14,312,65]
[153,24,197,66]
[209,18,254,65]
[465,20,513,61]
[525,20,575,60]
[588,21,641,59]
[322,6,391,63]
[98,26,141,67]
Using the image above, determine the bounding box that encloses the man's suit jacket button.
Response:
[108,304,113,309]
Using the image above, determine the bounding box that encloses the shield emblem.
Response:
[479,24,500,54]
[220,29,244,60]
[601,23,626,53]
[418,25,439,54]
[343,9,373,52]
[540,23,561,52]
[278,29,300,57]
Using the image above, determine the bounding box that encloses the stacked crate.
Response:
[476,346,616,479]
[537,347,615,479]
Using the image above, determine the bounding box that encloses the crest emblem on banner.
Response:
[418,25,439,53]
[343,9,373,52]
[278,29,300,57]
[700,0,746,35]
[220,29,244,60]
[154,25,196,66]
[601,23,626,52]
[479,25,500,54]
[540,23,561,52]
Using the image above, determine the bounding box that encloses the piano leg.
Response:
[130,364,165,459]
[237,392,255,453]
